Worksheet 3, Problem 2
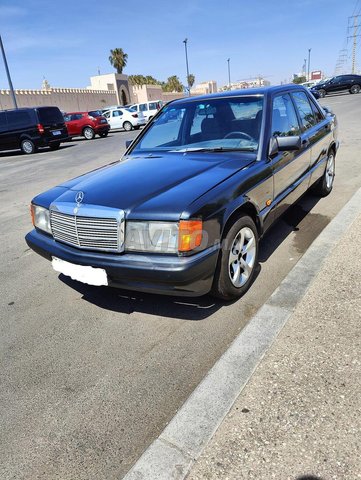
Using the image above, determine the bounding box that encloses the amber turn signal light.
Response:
[178,220,203,252]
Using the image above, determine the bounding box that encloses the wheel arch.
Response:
[221,200,263,240]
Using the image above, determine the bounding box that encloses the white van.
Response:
[128,100,162,122]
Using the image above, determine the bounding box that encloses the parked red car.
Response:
[63,110,110,140]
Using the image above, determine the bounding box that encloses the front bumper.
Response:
[25,229,219,297]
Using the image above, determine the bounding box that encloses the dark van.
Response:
[0,106,69,154]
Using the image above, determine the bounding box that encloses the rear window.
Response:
[37,107,64,124]
[7,110,33,128]
[88,110,102,117]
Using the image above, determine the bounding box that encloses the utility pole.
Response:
[227,58,231,89]
[307,48,312,81]
[183,38,190,96]
[0,34,18,108]
[348,15,361,74]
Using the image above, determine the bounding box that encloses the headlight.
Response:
[125,221,179,253]
[30,204,51,234]
[125,220,203,254]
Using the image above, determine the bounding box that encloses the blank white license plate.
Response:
[52,130,61,136]
[51,257,108,286]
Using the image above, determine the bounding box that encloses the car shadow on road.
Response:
[259,193,330,262]
[0,144,75,158]
[59,274,226,320]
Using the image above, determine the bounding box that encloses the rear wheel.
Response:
[123,121,133,131]
[313,151,335,197]
[83,127,95,140]
[21,139,36,154]
[318,89,326,98]
[49,142,60,150]
[212,215,259,301]
[350,84,360,94]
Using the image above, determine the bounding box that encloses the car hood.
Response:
[36,152,256,220]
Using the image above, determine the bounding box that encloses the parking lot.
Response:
[1,93,361,480]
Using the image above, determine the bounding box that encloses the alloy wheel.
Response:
[325,153,335,189]
[228,227,256,288]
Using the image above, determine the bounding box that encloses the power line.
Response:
[348,14,361,73]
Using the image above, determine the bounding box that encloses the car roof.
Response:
[169,84,309,105]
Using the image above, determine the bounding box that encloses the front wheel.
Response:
[123,121,133,131]
[313,151,335,197]
[350,84,360,94]
[21,139,37,154]
[318,89,326,98]
[212,215,259,301]
[83,127,95,140]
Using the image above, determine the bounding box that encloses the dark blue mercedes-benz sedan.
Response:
[26,85,338,300]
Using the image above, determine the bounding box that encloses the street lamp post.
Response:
[183,38,190,96]
[0,34,17,108]
[227,58,231,89]
[307,48,312,81]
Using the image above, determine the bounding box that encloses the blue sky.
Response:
[0,0,359,90]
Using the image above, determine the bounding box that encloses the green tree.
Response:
[109,48,128,74]
[129,75,161,86]
[162,75,184,92]
[293,75,307,84]
[187,74,195,88]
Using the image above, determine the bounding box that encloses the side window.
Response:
[310,99,324,123]
[292,91,316,130]
[6,110,32,128]
[0,112,8,131]
[63,114,71,122]
[139,104,148,112]
[272,94,301,137]
[112,110,122,117]
[148,102,157,110]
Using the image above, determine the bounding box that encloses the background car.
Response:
[128,100,162,122]
[0,106,68,154]
[63,111,110,140]
[311,74,361,98]
[102,107,146,131]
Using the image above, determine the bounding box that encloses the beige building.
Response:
[0,73,188,112]
[220,77,271,91]
[190,80,217,96]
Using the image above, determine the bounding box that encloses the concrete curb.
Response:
[123,186,361,480]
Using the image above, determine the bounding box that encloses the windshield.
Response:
[131,96,264,154]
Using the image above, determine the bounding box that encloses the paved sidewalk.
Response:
[187,214,361,480]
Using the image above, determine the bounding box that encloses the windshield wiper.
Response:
[172,147,256,153]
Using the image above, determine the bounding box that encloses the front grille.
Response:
[50,210,121,252]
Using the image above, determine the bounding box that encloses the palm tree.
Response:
[162,75,184,92]
[109,48,128,74]
[187,74,195,88]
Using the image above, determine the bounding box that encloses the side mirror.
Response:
[323,106,333,116]
[125,140,132,149]
[269,135,301,157]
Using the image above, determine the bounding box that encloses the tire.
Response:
[313,151,335,197]
[20,139,36,154]
[49,142,60,150]
[318,89,326,98]
[123,121,133,131]
[83,127,95,140]
[212,215,259,301]
[350,84,360,94]
[99,131,109,137]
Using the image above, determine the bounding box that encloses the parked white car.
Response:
[102,108,146,131]
[128,100,162,122]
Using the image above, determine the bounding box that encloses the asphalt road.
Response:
[1,94,360,480]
